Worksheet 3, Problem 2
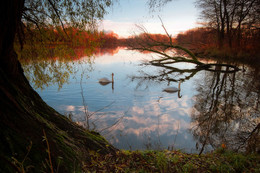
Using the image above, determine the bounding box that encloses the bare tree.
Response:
[148,0,260,50]
[196,0,259,48]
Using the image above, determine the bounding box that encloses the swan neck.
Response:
[178,81,181,89]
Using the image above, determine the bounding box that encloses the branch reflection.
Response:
[131,61,260,153]
[191,66,260,153]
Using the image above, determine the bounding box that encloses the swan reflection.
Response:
[98,73,114,85]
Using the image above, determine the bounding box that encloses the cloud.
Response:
[98,20,137,37]
[99,19,198,37]
[65,105,75,111]
[132,106,144,114]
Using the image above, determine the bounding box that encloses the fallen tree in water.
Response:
[128,20,240,73]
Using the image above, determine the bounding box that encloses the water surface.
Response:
[22,48,260,153]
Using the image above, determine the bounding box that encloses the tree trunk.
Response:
[0,1,116,172]
[219,0,225,49]
[223,0,232,48]
[0,0,24,79]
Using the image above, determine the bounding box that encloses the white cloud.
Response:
[98,20,137,37]
[98,19,198,38]
[65,105,75,111]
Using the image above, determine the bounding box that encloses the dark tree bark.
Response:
[0,1,116,172]
[0,0,24,78]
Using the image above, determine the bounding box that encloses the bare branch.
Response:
[158,15,173,45]
[47,0,69,37]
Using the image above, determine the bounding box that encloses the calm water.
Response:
[22,48,260,153]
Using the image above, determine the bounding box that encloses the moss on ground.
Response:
[83,149,260,173]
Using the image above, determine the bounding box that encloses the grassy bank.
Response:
[9,134,260,172]
[83,148,260,172]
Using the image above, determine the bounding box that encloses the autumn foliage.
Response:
[176,27,260,60]
[16,26,126,61]
[18,24,260,62]
[126,33,172,46]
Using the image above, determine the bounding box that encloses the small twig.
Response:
[89,101,116,118]
[173,121,180,146]
[100,108,130,135]
[99,115,124,134]
[43,129,54,173]
[158,16,173,45]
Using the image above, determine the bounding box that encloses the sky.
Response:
[98,0,200,38]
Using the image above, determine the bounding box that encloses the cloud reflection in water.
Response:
[61,91,196,151]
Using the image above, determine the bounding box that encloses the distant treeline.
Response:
[176,27,260,59]
[15,26,125,60]
[17,25,260,61]
[125,28,260,61]
[19,26,114,48]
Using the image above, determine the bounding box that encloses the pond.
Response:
[21,47,260,153]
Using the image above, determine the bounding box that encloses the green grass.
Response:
[83,149,260,173]
[9,136,260,172]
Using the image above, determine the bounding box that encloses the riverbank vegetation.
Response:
[15,26,123,60]
[11,141,260,172]
[84,149,260,172]
[176,27,260,64]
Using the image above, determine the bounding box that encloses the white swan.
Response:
[99,73,114,85]
[163,81,181,93]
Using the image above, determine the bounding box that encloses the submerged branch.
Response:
[129,22,239,74]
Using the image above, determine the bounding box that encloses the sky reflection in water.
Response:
[25,48,260,153]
